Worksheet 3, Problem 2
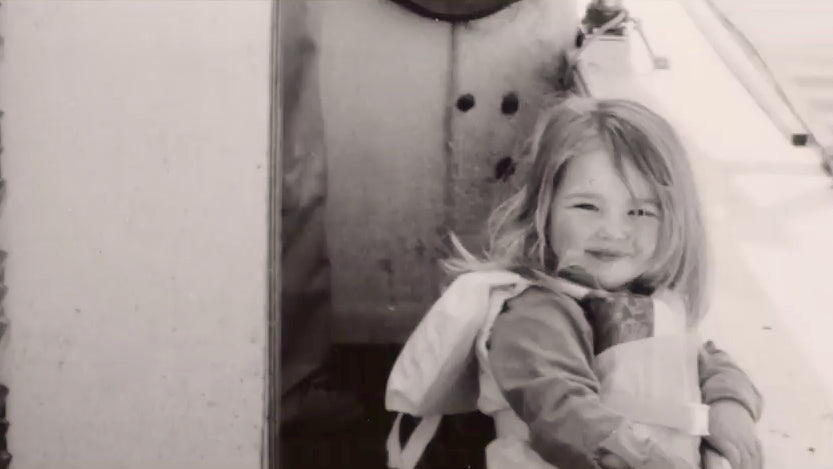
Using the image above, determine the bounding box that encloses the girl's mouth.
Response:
[586,249,629,262]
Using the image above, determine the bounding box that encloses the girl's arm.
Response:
[699,342,764,469]
[698,341,763,420]
[488,286,694,469]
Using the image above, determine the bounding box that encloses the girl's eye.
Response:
[629,208,658,217]
[573,203,599,211]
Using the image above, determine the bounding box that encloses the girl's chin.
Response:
[597,280,630,291]
[591,272,638,291]
[557,261,641,291]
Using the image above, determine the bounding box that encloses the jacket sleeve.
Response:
[488,286,696,469]
[699,340,764,421]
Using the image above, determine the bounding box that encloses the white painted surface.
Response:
[0,1,271,468]
[705,0,833,153]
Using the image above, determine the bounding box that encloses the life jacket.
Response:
[384,269,717,469]
[384,270,531,469]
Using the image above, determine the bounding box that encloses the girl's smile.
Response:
[585,248,631,263]
[549,147,661,290]
[445,97,708,320]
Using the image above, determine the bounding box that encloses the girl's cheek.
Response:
[554,219,583,247]
[562,211,591,232]
[635,226,660,257]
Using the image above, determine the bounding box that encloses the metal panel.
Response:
[316,0,452,342]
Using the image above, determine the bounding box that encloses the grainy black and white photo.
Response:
[1,0,833,468]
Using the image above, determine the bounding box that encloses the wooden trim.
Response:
[265,0,281,467]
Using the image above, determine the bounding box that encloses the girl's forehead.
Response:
[559,149,656,200]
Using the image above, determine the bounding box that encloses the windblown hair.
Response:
[443,96,710,323]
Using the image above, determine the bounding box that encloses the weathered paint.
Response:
[0,2,271,468]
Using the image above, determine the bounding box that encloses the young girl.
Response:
[439,97,763,469]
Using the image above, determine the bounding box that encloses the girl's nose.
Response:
[597,213,632,241]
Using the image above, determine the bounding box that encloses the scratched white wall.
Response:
[0,1,271,468]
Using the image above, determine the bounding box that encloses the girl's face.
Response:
[549,148,661,290]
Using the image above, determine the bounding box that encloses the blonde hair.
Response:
[443,96,709,323]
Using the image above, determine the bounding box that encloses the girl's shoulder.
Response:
[502,281,586,322]
[490,282,593,350]
[442,268,587,321]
